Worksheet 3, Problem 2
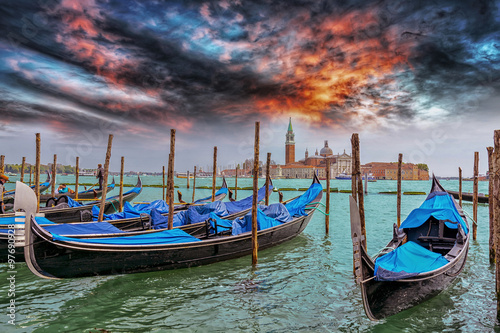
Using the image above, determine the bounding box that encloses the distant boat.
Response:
[79,170,95,176]
[176,172,193,179]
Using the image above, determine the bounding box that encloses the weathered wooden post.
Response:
[162,165,166,202]
[326,158,330,235]
[119,156,124,212]
[473,151,479,240]
[252,122,260,267]
[35,133,41,212]
[235,165,239,200]
[75,157,79,200]
[168,129,176,230]
[29,165,32,186]
[265,152,271,206]
[0,155,4,174]
[492,130,500,320]
[351,144,357,201]
[212,146,217,202]
[20,157,26,183]
[98,134,113,222]
[488,147,495,264]
[51,154,57,197]
[397,153,402,228]
[192,166,197,203]
[351,133,366,248]
[187,170,190,189]
[364,173,368,194]
[459,167,463,207]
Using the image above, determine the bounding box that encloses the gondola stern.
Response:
[14,181,60,280]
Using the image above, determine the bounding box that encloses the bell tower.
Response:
[285,117,295,164]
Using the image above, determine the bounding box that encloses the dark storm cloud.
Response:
[0,0,498,135]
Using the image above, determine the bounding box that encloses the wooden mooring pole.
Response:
[51,154,57,197]
[29,165,32,186]
[397,153,403,228]
[187,170,190,189]
[168,129,176,230]
[192,166,197,203]
[75,157,79,200]
[325,158,330,235]
[252,122,260,267]
[162,165,166,202]
[493,130,500,321]
[351,133,366,248]
[0,155,4,174]
[119,156,124,212]
[265,152,271,206]
[488,147,494,264]
[98,135,113,222]
[473,151,479,240]
[459,167,463,207]
[212,146,217,202]
[20,157,25,183]
[35,133,41,212]
[235,165,239,200]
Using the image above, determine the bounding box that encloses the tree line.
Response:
[2,164,77,174]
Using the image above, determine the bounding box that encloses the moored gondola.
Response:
[446,190,489,204]
[40,178,116,203]
[350,176,469,320]
[2,171,53,206]
[17,175,322,278]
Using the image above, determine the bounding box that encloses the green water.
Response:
[0,177,496,332]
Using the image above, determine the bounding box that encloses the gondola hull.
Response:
[27,205,316,278]
[358,238,469,320]
[447,190,488,204]
[39,181,115,202]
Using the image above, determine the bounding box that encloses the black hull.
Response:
[447,190,488,204]
[359,238,469,320]
[3,172,53,205]
[27,205,317,278]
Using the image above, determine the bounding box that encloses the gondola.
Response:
[350,177,469,320]
[2,171,53,206]
[0,179,272,262]
[0,177,142,223]
[17,175,322,279]
[447,190,489,204]
[193,177,229,203]
[39,178,116,203]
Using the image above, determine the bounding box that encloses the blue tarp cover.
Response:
[285,182,323,217]
[0,216,55,225]
[45,222,124,235]
[66,197,83,208]
[400,192,468,234]
[51,228,200,245]
[224,184,273,215]
[228,203,293,236]
[374,241,450,281]
[92,197,161,221]
[153,200,229,229]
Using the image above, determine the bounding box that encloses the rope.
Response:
[370,247,396,260]
[308,206,329,216]
[309,201,327,208]
[463,210,478,226]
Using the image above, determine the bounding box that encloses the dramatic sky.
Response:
[0,0,499,176]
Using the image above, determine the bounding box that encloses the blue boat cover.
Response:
[224,184,273,215]
[400,192,468,234]
[374,241,450,281]
[285,182,323,217]
[0,216,55,225]
[195,187,228,203]
[44,222,124,235]
[51,228,200,245]
[152,200,229,229]
[66,197,83,208]
[92,198,165,221]
[224,203,293,236]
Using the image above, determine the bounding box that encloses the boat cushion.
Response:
[400,192,468,234]
[51,228,200,245]
[374,241,450,281]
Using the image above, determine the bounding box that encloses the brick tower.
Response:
[285,117,295,164]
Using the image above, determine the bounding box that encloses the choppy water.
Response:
[0,176,497,332]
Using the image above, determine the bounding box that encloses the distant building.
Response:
[270,118,352,179]
[361,162,429,180]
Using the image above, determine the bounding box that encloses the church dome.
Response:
[320,140,333,157]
